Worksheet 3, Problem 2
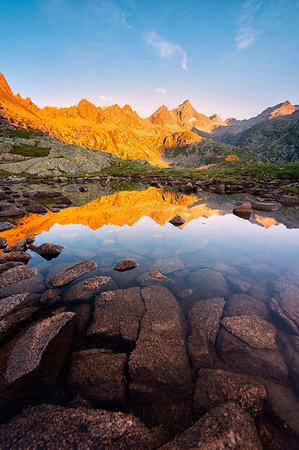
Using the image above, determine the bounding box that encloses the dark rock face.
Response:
[129,286,192,431]
[114,259,138,272]
[87,288,145,348]
[188,270,230,299]
[0,293,33,320]
[0,222,14,232]
[48,260,97,287]
[0,237,7,249]
[25,203,48,214]
[193,369,266,418]
[233,202,252,219]
[0,272,44,299]
[188,298,225,370]
[24,190,63,198]
[0,262,24,274]
[217,315,288,382]
[68,349,127,405]
[3,238,28,253]
[0,208,26,218]
[0,251,31,264]
[63,276,114,304]
[224,294,270,321]
[0,312,75,419]
[0,306,40,345]
[29,243,64,260]
[252,201,281,211]
[0,265,37,288]
[0,404,153,449]
[169,215,186,226]
[55,195,73,205]
[162,402,262,449]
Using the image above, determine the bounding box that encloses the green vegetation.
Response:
[10,145,50,158]
[7,128,34,139]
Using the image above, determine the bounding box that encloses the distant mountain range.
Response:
[0,73,298,166]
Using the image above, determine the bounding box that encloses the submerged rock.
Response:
[162,402,262,449]
[193,368,266,418]
[149,269,166,279]
[188,270,230,300]
[63,276,114,304]
[3,238,28,253]
[113,259,138,272]
[48,260,97,287]
[0,404,153,449]
[29,243,65,260]
[169,215,186,226]
[68,349,127,405]
[252,201,281,211]
[153,257,185,274]
[224,293,270,321]
[0,222,14,232]
[269,277,299,334]
[0,265,37,288]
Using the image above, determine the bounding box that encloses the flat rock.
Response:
[0,208,26,218]
[0,272,44,299]
[48,260,97,287]
[0,293,33,320]
[68,349,127,405]
[0,265,37,288]
[0,237,7,249]
[252,201,281,211]
[162,402,262,449]
[0,222,14,232]
[0,404,153,449]
[113,259,138,272]
[153,257,185,274]
[188,298,225,370]
[29,242,64,260]
[193,369,266,418]
[188,270,230,299]
[0,251,32,264]
[226,275,251,293]
[169,215,186,226]
[224,294,270,321]
[3,238,28,253]
[87,287,145,347]
[63,276,114,304]
[25,203,48,214]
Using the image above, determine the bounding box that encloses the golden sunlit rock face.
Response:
[255,215,279,229]
[0,188,220,246]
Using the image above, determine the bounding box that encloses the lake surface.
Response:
[1,184,299,446]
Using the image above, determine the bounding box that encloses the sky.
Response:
[1,0,299,119]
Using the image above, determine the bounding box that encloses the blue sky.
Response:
[1,0,298,119]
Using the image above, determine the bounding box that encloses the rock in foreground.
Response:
[48,260,97,287]
[114,260,138,272]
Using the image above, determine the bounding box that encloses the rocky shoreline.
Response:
[0,181,299,448]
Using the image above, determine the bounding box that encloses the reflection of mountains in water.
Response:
[1,187,295,247]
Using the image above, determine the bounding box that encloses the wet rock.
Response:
[276,332,299,395]
[252,201,281,211]
[217,315,288,382]
[169,215,186,226]
[87,287,145,348]
[63,276,114,304]
[136,272,175,288]
[0,237,7,249]
[193,369,266,418]
[233,202,252,220]
[0,307,40,345]
[3,238,28,253]
[29,242,65,260]
[162,402,262,449]
[0,293,34,320]
[68,349,127,405]
[226,274,251,293]
[149,269,166,279]
[0,404,153,449]
[0,222,14,232]
[69,303,92,336]
[0,261,24,275]
[79,186,88,192]
[0,312,75,419]
[269,277,299,334]
[129,286,192,432]
[0,273,44,299]
[0,251,32,263]
[55,195,73,205]
[0,207,26,218]
[114,259,138,272]
[188,298,225,370]
[25,203,48,214]
[224,294,270,321]
[264,381,299,437]
[48,260,97,287]
[153,257,185,274]
[0,265,37,288]
[188,270,230,299]
[40,288,61,305]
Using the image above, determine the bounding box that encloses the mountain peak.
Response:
[0,73,13,95]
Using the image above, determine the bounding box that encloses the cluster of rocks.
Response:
[0,227,298,449]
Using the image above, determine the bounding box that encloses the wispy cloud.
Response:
[145,31,188,72]
[99,95,114,103]
[88,0,131,28]
[235,0,263,50]
[156,87,167,94]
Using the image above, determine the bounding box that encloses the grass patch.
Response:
[10,145,50,158]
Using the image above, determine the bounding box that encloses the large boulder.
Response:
[0,312,75,419]
[87,287,145,349]
[193,369,266,418]
[162,402,262,449]
[63,276,115,304]
[188,298,225,370]
[217,315,288,382]
[0,272,44,299]
[48,260,97,287]
[224,293,270,321]
[0,404,153,449]
[188,270,230,299]
[68,349,127,405]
